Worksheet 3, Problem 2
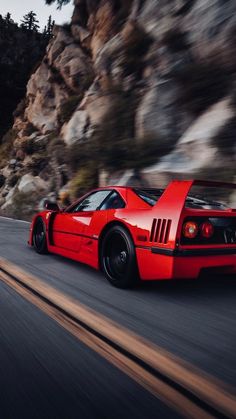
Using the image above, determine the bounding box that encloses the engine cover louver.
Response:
[150,218,172,244]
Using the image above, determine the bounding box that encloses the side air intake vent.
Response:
[150,219,172,244]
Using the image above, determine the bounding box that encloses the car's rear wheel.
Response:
[101,225,138,288]
[33,217,48,254]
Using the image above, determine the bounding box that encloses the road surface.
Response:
[0,217,235,418]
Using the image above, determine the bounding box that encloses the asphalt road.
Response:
[0,217,235,417]
[0,279,177,419]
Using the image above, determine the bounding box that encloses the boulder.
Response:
[18,174,48,194]
[136,78,190,150]
[1,186,17,209]
[143,96,234,174]
[61,110,90,145]
[2,166,11,179]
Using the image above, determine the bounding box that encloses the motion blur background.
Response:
[0,0,236,219]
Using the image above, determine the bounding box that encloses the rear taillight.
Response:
[182,221,198,239]
[181,217,235,245]
[200,221,214,238]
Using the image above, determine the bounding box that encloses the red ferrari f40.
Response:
[29,180,236,288]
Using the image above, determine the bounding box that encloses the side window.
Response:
[100,191,125,210]
[71,191,111,212]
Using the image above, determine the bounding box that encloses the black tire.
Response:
[100,225,138,288]
[33,217,48,254]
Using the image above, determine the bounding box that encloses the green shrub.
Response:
[69,166,98,199]
[66,140,92,173]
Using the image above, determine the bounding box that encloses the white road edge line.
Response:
[0,216,30,224]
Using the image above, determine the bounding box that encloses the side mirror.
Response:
[45,201,60,211]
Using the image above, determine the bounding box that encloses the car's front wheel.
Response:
[33,217,48,254]
[101,225,138,288]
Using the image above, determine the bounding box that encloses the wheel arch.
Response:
[31,213,51,244]
[98,221,135,269]
[31,215,49,254]
[32,211,57,246]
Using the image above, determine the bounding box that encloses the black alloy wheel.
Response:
[101,225,138,288]
[33,218,48,254]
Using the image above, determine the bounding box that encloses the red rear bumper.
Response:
[136,247,236,280]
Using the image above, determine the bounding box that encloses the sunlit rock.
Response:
[61,110,90,145]
[25,63,68,133]
[143,97,234,174]
[18,174,48,194]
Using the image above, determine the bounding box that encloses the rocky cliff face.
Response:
[1,0,236,218]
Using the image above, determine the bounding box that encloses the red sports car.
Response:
[28,180,236,288]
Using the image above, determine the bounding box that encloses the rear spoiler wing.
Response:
[154,179,236,214]
[151,179,236,249]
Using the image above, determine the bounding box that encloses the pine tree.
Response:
[0,14,4,37]
[4,13,14,27]
[45,0,71,9]
[21,11,40,32]
[0,13,17,37]
[45,15,55,37]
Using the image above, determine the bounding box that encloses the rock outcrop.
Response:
[0,0,236,218]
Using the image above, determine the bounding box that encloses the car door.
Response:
[52,190,112,252]
[79,190,126,260]
[52,212,82,252]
